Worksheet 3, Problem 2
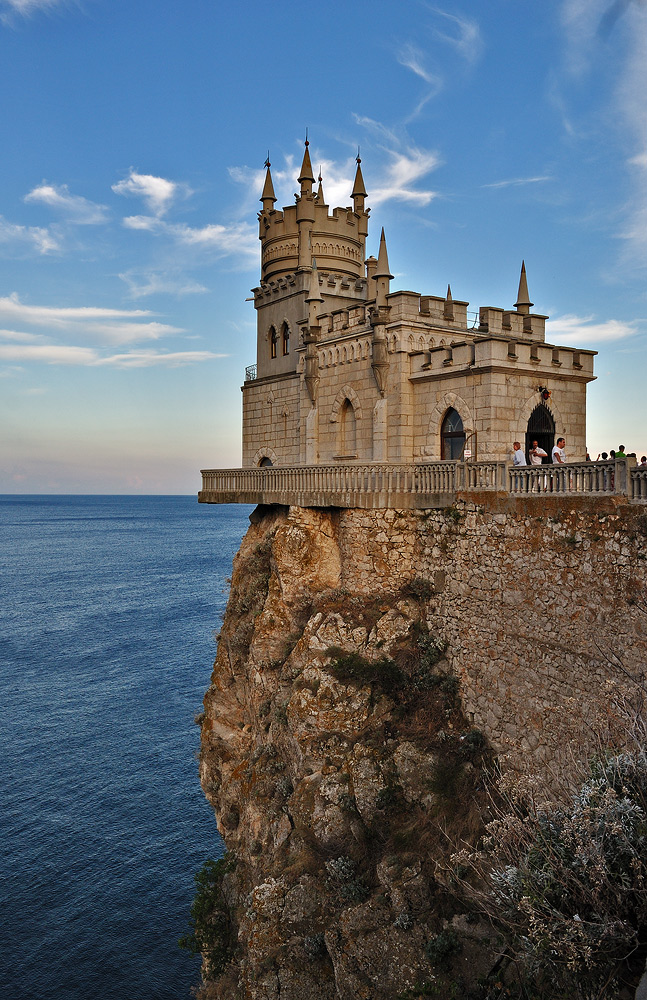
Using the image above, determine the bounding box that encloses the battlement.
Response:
[409,337,595,379]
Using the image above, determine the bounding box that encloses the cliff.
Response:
[197,499,647,999]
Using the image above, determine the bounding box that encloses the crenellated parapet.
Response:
[258,144,370,283]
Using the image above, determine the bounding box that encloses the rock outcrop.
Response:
[198,500,647,999]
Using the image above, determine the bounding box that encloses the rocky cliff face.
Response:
[198,500,647,999]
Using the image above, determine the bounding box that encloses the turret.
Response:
[444,284,454,322]
[260,157,276,212]
[352,153,367,215]
[298,139,315,198]
[373,228,393,309]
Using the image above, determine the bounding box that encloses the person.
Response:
[597,452,608,461]
[529,440,547,466]
[512,441,526,466]
[641,456,647,467]
[552,437,566,463]
[616,445,627,458]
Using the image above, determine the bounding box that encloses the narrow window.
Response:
[441,407,465,460]
[282,323,290,356]
[269,326,278,359]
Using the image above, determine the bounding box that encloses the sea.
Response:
[0,495,253,1000]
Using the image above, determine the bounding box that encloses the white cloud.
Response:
[546,313,638,344]
[428,6,482,64]
[0,328,46,343]
[0,294,151,329]
[112,170,186,217]
[0,216,60,253]
[25,184,108,224]
[0,343,224,367]
[94,349,227,368]
[482,176,553,189]
[0,293,221,367]
[120,212,258,262]
[397,43,443,90]
[370,148,440,206]
[0,0,70,22]
[119,270,208,299]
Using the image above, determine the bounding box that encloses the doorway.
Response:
[525,403,554,463]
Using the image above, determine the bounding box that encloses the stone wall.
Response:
[326,495,647,764]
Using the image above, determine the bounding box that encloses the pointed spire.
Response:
[316,168,325,204]
[298,135,315,195]
[352,151,367,199]
[260,154,276,208]
[444,283,454,321]
[374,228,393,280]
[514,260,534,314]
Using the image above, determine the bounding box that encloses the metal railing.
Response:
[245,364,257,381]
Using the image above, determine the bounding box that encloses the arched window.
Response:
[269,326,278,359]
[340,399,357,456]
[259,456,273,468]
[441,407,465,460]
[282,322,290,356]
[525,403,554,464]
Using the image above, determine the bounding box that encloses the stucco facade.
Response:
[242,143,595,468]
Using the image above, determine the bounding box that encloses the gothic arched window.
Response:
[441,407,465,460]
[269,326,278,359]
[340,399,357,456]
[282,323,290,356]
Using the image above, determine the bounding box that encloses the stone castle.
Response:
[241,139,595,472]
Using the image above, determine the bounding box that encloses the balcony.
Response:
[199,459,646,509]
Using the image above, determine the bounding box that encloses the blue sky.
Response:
[1,0,646,493]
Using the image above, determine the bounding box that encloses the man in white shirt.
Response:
[552,438,566,463]
[512,441,526,466]
[529,440,547,465]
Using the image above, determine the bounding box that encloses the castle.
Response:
[242,140,595,471]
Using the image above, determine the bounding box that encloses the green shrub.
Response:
[326,647,404,695]
[179,854,235,976]
[425,927,462,970]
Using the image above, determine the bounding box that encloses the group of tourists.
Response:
[511,439,566,466]
[511,442,647,467]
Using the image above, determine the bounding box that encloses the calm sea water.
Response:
[0,496,252,1000]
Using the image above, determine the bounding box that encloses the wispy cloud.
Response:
[559,0,647,267]
[0,216,60,254]
[112,169,190,217]
[25,183,108,224]
[350,125,440,206]
[118,270,208,300]
[0,341,225,367]
[396,42,443,89]
[0,0,72,24]
[546,312,638,344]
[0,293,223,367]
[120,212,258,262]
[428,6,482,64]
[482,176,553,190]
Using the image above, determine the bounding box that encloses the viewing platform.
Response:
[199,458,647,510]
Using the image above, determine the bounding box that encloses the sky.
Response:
[0,0,646,493]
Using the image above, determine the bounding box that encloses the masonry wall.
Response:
[313,495,647,763]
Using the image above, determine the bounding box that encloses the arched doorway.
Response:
[441,407,465,459]
[525,404,554,463]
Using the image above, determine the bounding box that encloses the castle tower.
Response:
[252,141,371,383]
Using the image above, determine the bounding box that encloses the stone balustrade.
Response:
[199,459,647,508]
